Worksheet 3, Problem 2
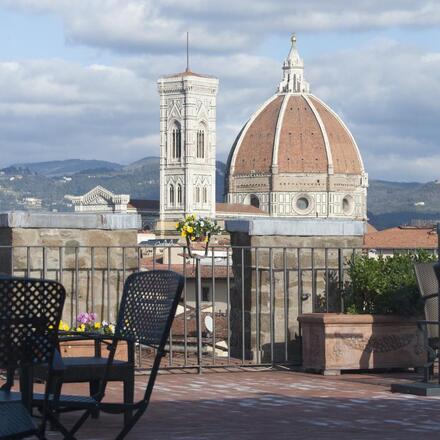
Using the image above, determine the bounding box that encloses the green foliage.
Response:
[343,251,436,316]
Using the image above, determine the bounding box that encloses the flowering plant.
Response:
[176,215,222,257]
[60,312,115,334]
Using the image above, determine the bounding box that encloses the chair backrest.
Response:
[115,270,184,349]
[414,263,440,339]
[0,276,66,369]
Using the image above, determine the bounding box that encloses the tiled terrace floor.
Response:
[46,369,440,440]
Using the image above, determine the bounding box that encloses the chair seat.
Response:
[34,357,133,382]
[33,392,98,410]
[0,390,22,402]
[0,400,37,438]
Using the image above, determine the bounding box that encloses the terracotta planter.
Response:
[59,338,128,361]
[298,313,426,375]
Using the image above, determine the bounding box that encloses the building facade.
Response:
[225,35,368,221]
[157,69,219,226]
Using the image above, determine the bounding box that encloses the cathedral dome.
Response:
[228,93,364,177]
[225,34,368,220]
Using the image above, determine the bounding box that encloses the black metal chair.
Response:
[36,270,184,440]
[414,262,440,382]
[0,276,65,439]
[33,333,135,424]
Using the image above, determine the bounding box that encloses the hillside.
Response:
[0,157,226,213]
[8,159,122,177]
[367,180,440,229]
[1,157,440,229]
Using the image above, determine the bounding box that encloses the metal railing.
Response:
[0,244,437,371]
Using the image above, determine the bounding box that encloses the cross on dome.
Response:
[278,33,310,94]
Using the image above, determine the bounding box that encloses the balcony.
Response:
[39,369,439,439]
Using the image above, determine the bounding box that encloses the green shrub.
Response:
[343,251,436,316]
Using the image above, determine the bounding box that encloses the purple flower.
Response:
[76,312,97,325]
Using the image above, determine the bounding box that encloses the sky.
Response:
[0,1,439,182]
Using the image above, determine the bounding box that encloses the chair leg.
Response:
[89,380,101,419]
[123,372,135,426]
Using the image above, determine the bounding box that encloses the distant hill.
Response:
[2,157,440,230]
[368,179,440,229]
[0,157,227,213]
[123,157,160,172]
[6,159,122,177]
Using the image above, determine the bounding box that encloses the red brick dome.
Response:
[227,93,364,177]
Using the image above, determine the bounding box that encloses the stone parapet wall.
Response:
[226,218,364,364]
[0,212,140,325]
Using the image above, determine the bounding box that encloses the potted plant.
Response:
[59,312,127,360]
[176,215,222,258]
[298,252,435,375]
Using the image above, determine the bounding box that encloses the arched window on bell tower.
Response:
[169,184,175,206]
[195,186,200,204]
[197,124,205,159]
[203,186,208,204]
[171,121,182,159]
[177,184,182,205]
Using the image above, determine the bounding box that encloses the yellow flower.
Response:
[48,325,54,329]
[76,326,84,332]
[108,324,115,333]
[191,236,195,241]
[186,226,193,234]
[175,222,179,229]
[183,225,187,231]
[94,322,101,329]
[181,231,187,238]
[59,320,70,331]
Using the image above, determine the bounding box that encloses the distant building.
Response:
[23,197,42,208]
[65,185,159,230]
[224,34,368,220]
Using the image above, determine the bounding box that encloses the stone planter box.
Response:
[59,338,128,361]
[298,313,426,375]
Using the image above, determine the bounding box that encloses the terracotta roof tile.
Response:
[310,96,362,175]
[216,202,265,214]
[364,226,438,249]
[234,95,283,175]
[278,95,328,173]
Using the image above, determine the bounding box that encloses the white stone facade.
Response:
[158,71,219,221]
[65,186,132,213]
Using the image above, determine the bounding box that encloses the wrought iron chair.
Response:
[414,262,440,382]
[33,330,136,424]
[0,276,66,439]
[36,270,184,440]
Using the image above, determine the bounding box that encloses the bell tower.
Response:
[157,67,219,228]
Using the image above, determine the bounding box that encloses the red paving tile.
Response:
[43,370,440,440]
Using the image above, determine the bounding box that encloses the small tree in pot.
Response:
[299,251,436,374]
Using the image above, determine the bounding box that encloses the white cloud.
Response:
[3,1,440,54]
[0,1,440,182]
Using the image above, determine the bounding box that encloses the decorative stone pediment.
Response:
[65,186,130,213]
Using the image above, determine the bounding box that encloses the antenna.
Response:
[186,31,190,72]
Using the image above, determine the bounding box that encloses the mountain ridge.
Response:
[1,157,440,230]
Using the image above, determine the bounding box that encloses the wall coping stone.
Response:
[225,218,365,236]
[0,212,141,230]
[297,313,417,324]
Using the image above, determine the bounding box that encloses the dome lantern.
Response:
[278,33,310,94]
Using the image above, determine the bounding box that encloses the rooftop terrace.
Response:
[44,370,440,440]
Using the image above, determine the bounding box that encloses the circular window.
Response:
[296,197,309,211]
[342,196,353,214]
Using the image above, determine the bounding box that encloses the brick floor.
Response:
[45,370,440,440]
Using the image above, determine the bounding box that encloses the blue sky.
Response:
[0,1,439,182]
